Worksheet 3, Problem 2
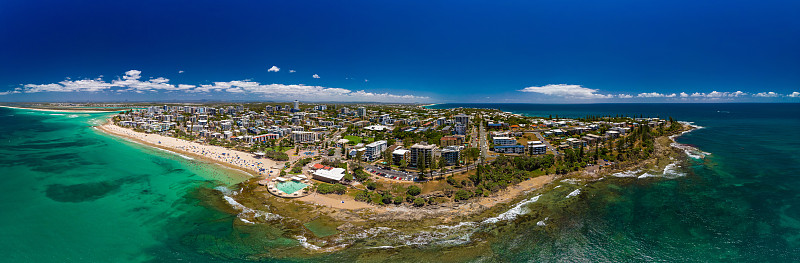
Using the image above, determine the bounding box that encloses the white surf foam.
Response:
[430,221,478,230]
[566,189,581,198]
[560,178,581,185]
[295,236,322,250]
[221,194,282,222]
[612,169,641,177]
[536,217,549,226]
[154,147,195,160]
[483,195,541,224]
[669,122,710,159]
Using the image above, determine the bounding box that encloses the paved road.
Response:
[532,131,559,155]
[479,119,488,162]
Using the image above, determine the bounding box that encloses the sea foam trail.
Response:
[483,195,541,224]
[565,189,581,198]
[612,161,686,179]
[536,217,549,226]
[331,190,551,249]
[670,122,711,159]
[613,122,708,179]
[154,147,194,160]
[335,193,546,250]
[215,186,282,222]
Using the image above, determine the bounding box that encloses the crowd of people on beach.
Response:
[100,124,281,177]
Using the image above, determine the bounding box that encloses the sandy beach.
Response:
[96,117,562,217]
[98,120,284,178]
[0,105,125,113]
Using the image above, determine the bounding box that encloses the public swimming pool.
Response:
[276,181,308,195]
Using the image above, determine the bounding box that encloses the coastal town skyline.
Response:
[2,0,799,103]
[2,0,798,261]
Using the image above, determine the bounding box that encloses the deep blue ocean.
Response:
[428,103,800,261]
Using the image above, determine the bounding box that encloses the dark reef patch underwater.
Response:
[45,180,125,203]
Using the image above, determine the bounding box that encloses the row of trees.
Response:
[353,185,426,206]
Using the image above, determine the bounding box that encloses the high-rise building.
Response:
[357,107,367,117]
[291,131,317,143]
[454,114,470,125]
[293,100,300,111]
[364,140,388,161]
[528,141,547,155]
[410,142,437,168]
[440,146,463,165]
[453,123,467,135]
[392,148,410,165]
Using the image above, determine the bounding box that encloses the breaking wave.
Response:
[611,160,686,179]
[483,195,541,224]
[318,194,549,251]
[216,186,282,223]
[565,189,581,198]
[670,122,711,159]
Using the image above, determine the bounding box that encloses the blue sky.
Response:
[1,0,799,103]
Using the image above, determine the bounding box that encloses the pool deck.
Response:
[266,178,313,198]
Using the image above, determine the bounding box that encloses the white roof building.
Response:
[312,167,346,182]
[364,125,389,131]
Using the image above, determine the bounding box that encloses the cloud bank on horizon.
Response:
[4,70,430,103]
[520,84,799,101]
[4,73,799,103]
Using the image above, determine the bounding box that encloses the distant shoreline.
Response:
[421,103,438,108]
[0,105,125,113]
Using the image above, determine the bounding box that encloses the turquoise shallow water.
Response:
[2,104,799,262]
[0,108,255,262]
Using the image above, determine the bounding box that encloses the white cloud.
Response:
[365,79,369,83]
[111,70,178,92]
[268,66,280,72]
[637,92,677,98]
[123,70,141,80]
[176,84,195,90]
[731,91,746,97]
[190,81,428,102]
[789,92,800,98]
[679,92,689,98]
[17,70,429,103]
[617,94,633,98]
[312,74,320,79]
[688,91,747,98]
[24,79,117,93]
[519,84,613,99]
[754,91,780,97]
[178,70,184,74]
[289,70,296,73]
